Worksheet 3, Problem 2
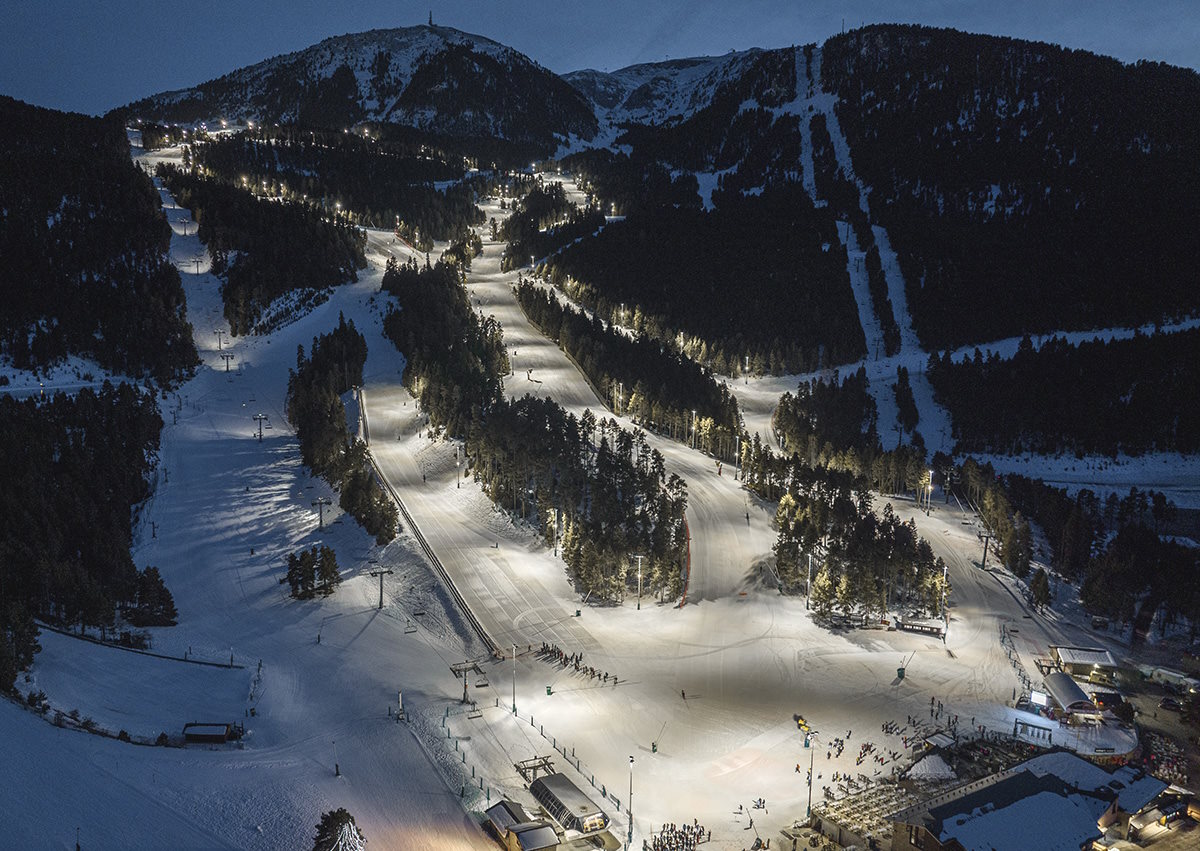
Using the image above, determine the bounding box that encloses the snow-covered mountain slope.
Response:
[564,50,766,127]
[124,25,597,149]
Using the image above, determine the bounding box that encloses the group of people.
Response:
[645,820,710,850]
[536,642,618,685]
[927,697,965,731]
[825,734,847,760]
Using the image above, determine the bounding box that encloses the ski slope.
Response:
[4,150,1140,849]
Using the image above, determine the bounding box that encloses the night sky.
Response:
[4,0,1199,115]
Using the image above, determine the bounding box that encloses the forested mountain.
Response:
[822,25,1200,349]
[122,23,1200,359]
[543,183,864,376]
[188,125,484,246]
[121,26,597,157]
[612,48,800,182]
[0,97,197,382]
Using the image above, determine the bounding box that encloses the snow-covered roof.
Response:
[900,750,1167,851]
[181,723,229,736]
[1022,752,1166,813]
[1052,646,1117,668]
[938,786,1105,851]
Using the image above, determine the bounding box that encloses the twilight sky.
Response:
[3,0,1199,115]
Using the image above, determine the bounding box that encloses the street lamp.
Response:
[806,553,813,609]
[691,410,697,449]
[805,731,820,817]
[456,456,461,488]
[628,755,635,846]
[927,469,934,514]
[942,559,950,635]
[512,644,518,715]
[634,555,644,610]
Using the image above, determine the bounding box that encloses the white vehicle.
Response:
[1150,668,1198,694]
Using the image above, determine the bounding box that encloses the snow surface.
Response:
[3,150,1152,850]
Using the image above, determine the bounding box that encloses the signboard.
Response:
[1030,690,1049,707]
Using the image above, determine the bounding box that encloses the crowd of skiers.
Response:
[537,642,619,685]
[644,820,710,850]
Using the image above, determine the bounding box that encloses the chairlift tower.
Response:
[311,496,332,530]
[368,564,393,610]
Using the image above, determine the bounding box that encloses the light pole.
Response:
[628,755,634,847]
[691,410,697,450]
[926,469,934,515]
[512,644,517,715]
[942,559,949,635]
[734,432,740,481]
[805,731,819,817]
[745,354,750,384]
[806,553,812,610]
[634,555,644,610]
[457,456,461,488]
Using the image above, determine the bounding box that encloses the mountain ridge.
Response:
[123,24,598,151]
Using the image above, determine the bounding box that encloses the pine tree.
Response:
[0,633,17,694]
[286,552,303,597]
[318,546,340,593]
[810,567,835,617]
[313,808,365,851]
[1030,567,1051,611]
[130,567,178,626]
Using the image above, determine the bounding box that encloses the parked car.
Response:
[1159,697,1183,711]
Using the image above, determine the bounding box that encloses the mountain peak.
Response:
[123,24,596,149]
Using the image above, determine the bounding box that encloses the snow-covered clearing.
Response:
[965,451,1200,509]
[0,353,120,398]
